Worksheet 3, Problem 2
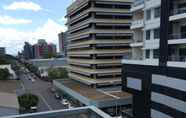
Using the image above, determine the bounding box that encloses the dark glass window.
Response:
[146,50,150,58]
[154,28,160,39]
[146,30,151,40]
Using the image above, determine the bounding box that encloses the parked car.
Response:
[62,99,69,105]
[31,79,35,83]
[54,93,61,99]
[51,87,56,93]
[30,106,37,112]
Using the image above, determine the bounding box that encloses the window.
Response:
[146,50,150,59]
[146,9,151,20]
[154,28,160,39]
[154,7,161,18]
[146,30,151,40]
[153,49,159,59]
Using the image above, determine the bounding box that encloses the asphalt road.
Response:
[18,71,66,112]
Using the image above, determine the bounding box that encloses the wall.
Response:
[122,64,186,118]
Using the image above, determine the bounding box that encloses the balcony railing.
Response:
[133,0,144,7]
[171,7,186,16]
[131,20,144,29]
[169,33,186,39]
[123,54,143,60]
[168,56,186,62]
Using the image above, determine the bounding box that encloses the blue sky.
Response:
[0,0,73,55]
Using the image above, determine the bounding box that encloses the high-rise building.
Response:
[23,42,34,59]
[122,0,186,118]
[66,0,133,87]
[33,39,57,59]
[58,32,68,56]
[0,47,5,56]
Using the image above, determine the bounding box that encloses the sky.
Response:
[0,0,74,55]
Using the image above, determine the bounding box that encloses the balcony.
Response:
[131,19,144,29]
[130,41,143,47]
[168,33,186,45]
[122,56,159,66]
[168,56,186,68]
[170,7,186,21]
[5,106,112,118]
[131,0,144,12]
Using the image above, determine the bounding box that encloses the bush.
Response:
[48,68,68,80]
[0,56,9,65]
[0,68,10,80]
[18,93,39,110]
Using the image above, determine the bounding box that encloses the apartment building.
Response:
[0,47,5,56]
[122,0,186,118]
[33,39,57,59]
[66,0,133,87]
[58,32,68,56]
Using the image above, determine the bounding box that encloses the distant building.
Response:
[33,39,57,59]
[29,58,67,78]
[58,32,68,56]
[0,47,5,56]
[23,42,34,60]
[0,65,17,80]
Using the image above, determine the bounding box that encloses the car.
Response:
[51,88,56,93]
[31,79,35,83]
[54,93,61,99]
[61,99,69,105]
[30,106,37,112]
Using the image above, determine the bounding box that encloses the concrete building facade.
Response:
[66,0,133,87]
[0,47,5,56]
[58,32,68,56]
[33,39,57,59]
[23,42,34,60]
[122,0,186,118]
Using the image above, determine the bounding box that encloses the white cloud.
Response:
[0,19,67,55]
[4,1,42,11]
[0,15,32,25]
[59,17,67,22]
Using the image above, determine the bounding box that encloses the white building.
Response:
[0,65,17,80]
[129,0,186,67]
[121,0,186,118]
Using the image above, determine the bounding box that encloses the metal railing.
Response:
[171,7,186,15]
[133,0,144,7]
[123,54,143,60]
[168,56,186,62]
[131,20,144,28]
[169,33,186,39]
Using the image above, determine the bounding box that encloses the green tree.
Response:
[0,68,10,80]
[48,68,68,80]
[18,93,39,110]
[0,56,9,65]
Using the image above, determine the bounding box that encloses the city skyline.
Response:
[0,0,73,55]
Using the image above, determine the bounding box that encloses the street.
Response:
[17,70,66,112]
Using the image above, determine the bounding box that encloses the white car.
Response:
[62,99,69,105]
[31,79,35,82]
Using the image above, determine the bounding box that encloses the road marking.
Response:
[38,94,53,111]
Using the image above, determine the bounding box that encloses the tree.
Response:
[0,68,10,80]
[48,68,68,80]
[0,56,9,65]
[18,93,39,110]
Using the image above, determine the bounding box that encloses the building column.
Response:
[159,0,170,67]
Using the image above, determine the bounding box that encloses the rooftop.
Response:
[54,79,132,108]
